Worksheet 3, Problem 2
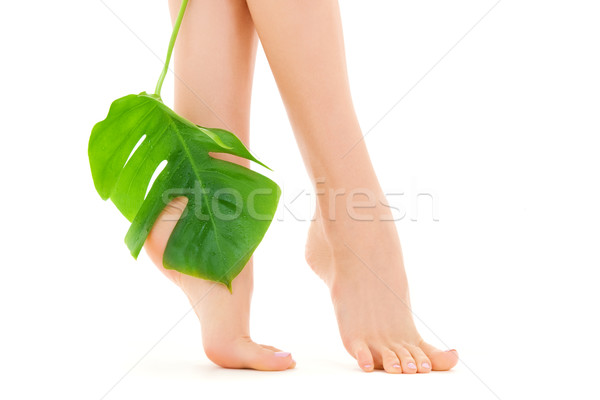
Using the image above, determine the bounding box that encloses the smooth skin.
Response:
[145,0,458,373]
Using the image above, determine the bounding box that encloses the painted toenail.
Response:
[422,362,431,369]
[275,352,291,357]
[392,364,401,369]
[407,362,416,369]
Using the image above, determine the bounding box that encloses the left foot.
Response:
[144,197,295,371]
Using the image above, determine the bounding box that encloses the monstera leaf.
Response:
[89,92,280,289]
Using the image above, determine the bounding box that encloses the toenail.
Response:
[422,362,431,369]
[392,364,401,369]
[407,362,416,369]
[364,364,372,369]
[445,349,457,352]
[275,352,291,357]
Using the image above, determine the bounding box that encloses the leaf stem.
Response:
[154,0,189,98]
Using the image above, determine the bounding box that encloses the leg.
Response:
[144,0,294,371]
[245,0,458,373]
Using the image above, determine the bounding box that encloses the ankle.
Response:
[314,190,394,229]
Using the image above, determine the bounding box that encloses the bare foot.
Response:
[144,196,295,371]
[306,199,458,374]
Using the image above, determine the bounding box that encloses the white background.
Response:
[1,0,599,399]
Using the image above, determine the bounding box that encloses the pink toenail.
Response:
[422,362,431,369]
[364,364,372,369]
[275,352,290,357]
[392,364,401,369]
[407,362,416,369]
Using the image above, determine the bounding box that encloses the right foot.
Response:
[306,195,458,373]
[144,196,295,371]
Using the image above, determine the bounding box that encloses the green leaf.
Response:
[89,92,281,290]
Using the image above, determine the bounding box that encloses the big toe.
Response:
[420,341,459,371]
[205,338,295,371]
[237,340,296,371]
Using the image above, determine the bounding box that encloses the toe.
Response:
[419,341,459,371]
[406,345,432,373]
[259,344,282,352]
[351,341,374,372]
[380,348,403,374]
[259,344,297,369]
[394,346,418,374]
[205,338,295,371]
[244,345,295,371]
